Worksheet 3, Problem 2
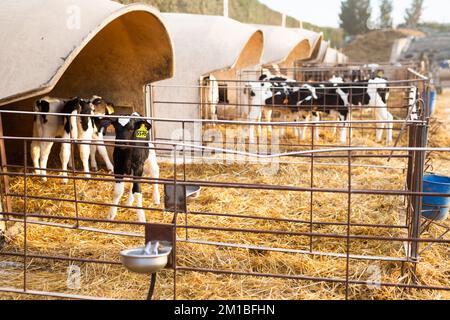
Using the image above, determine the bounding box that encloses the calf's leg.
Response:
[39,142,54,182]
[31,123,42,175]
[79,143,91,178]
[331,117,338,137]
[109,180,125,221]
[299,114,311,141]
[98,144,114,173]
[126,182,135,207]
[94,131,114,173]
[294,112,309,140]
[30,141,41,175]
[264,109,273,135]
[132,184,145,223]
[375,106,389,143]
[131,166,146,223]
[339,114,348,144]
[248,106,261,145]
[375,122,385,143]
[78,125,93,178]
[386,111,394,145]
[60,131,71,184]
[312,112,321,143]
[90,144,98,172]
[145,144,161,205]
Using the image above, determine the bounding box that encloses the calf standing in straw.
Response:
[31,97,94,183]
[101,113,160,223]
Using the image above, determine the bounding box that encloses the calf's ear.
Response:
[133,120,152,139]
[134,120,152,131]
[106,103,115,115]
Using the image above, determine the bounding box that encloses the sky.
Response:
[258,0,450,28]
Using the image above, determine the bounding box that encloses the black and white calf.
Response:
[366,78,393,145]
[258,73,297,133]
[305,76,393,145]
[31,97,95,183]
[31,96,115,183]
[246,73,303,143]
[246,80,278,144]
[103,112,160,223]
[323,76,368,143]
[266,83,321,141]
[332,77,394,144]
[247,72,393,145]
[248,74,351,143]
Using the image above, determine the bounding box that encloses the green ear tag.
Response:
[106,105,115,115]
[136,124,148,139]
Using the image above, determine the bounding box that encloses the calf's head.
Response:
[90,96,115,116]
[100,112,152,144]
[247,81,275,102]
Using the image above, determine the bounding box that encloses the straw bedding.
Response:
[0,95,449,300]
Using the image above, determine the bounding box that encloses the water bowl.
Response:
[186,186,201,199]
[120,241,172,274]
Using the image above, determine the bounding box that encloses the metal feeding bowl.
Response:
[120,241,172,274]
[186,186,201,199]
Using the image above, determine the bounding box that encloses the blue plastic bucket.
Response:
[422,174,450,221]
[429,90,437,115]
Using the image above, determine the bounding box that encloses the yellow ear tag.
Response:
[106,105,115,115]
[135,124,148,139]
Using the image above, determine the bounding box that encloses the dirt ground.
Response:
[343,29,425,63]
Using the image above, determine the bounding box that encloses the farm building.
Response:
[308,40,330,64]
[149,13,264,144]
[0,0,174,164]
[336,50,349,64]
[294,40,331,68]
[300,32,324,63]
[255,24,321,73]
[323,47,339,64]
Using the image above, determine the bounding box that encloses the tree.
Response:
[379,0,393,29]
[339,0,372,36]
[404,0,424,28]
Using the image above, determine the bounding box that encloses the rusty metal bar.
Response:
[0,113,12,222]
[178,239,408,262]
[175,267,450,293]
[22,141,28,293]
[2,210,409,233]
[0,287,110,300]
[4,212,444,244]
